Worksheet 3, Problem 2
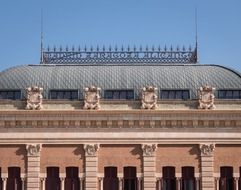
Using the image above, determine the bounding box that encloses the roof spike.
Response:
[182,45,186,51]
[84,45,87,52]
[78,45,81,51]
[97,45,99,52]
[72,45,75,51]
[158,45,161,51]
[139,45,142,51]
[176,45,179,51]
[66,45,68,52]
[189,45,192,51]
[90,45,93,52]
[53,45,56,52]
[164,45,167,51]
[170,45,173,52]
[127,45,130,52]
[115,45,118,51]
[146,45,148,51]
[121,45,124,51]
[152,45,155,51]
[59,45,62,52]
[133,45,136,52]
[47,45,50,51]
[109,45,112,52]
[103,45,105,51]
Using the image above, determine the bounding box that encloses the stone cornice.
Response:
[0,110,240,129]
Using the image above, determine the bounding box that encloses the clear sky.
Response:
[0,0,240,72]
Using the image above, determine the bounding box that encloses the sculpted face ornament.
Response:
[26,144,42,156]
[26,86,43,110]
[198,85,216,109]
[199,144,215,156]
[142,144,157,156]
[83,86,101,110]
[141,86,158,109]
[84,144,99,156]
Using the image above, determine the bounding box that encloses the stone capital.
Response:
[26,144,42,156]
[199,143,215,156]
[142,144,157,156]
[84,144,99,156]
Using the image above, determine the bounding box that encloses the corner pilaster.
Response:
[142,144,157,190]
[84,144,99,190]
[26,144,42,190]
[199,143,215,190]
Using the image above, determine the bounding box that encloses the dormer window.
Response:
[50,90,78,100]
[218,90,241,99]
[104,89,134,100]
[160,90,190,100]
[0,90,21,100]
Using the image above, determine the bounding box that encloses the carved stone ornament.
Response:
[84,144,99,156]
[141,86,158,109]
[26,144,42,156]
[142,144,157,156]
[198,85,216,109]
[83,86,101,110]
[199,143,215,156]
[26,86,43,110]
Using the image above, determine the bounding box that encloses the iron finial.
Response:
[109,45,112,52]
[115,45,118,51]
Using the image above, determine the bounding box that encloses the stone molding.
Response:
[198,85,216,110]
[141,86,158,109]
[199,143,215,156]
[83,86,101,110]
[26,144,42,156]
[142,144,157,156]
[84,144,99,156]
[26,86,43,110]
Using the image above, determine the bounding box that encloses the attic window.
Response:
[218,90,241,99]
[0,90,21,100]
[160,90,190,100]
[50,90,78,100]
[104,90,134,100]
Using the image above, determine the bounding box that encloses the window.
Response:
[218,90,241,99]
[0,90,21,100]
[46,167,60,190]
[220,167,234,190]
[162,167,176,190]
[124,167,137,190]
[65,167,80,190]
[182,167,195,190]
[104,90,134,100]
[239,167,241,190]
[160,90,190,100]
[0,167,2,190]
[104,167,118,190]
[7,167,22,190]
[50,90,78,100]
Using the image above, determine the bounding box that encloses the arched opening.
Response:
[181,166,195,190]
[103,166,118,190]
[220,166,234,190]
[162,166,176,190]
[65,167,80,190]
[46,167,60,190]
[124,166,137,190]
[7,167,22,190]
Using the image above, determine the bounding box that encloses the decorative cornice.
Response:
[142,144,157,156]
[199,143,215,156]
[84,144,99,156]
[26,144,42,156]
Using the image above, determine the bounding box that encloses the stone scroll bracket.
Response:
[84,144,100,156]
[142,144,157,157]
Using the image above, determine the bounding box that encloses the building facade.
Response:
[0,47,240,190]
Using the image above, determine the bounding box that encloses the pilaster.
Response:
[84,144,99,190]
[26,144,42,190]
[142,144,157,190]
[199,143,215,190]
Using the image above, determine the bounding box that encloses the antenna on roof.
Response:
[40,9,44,64]
[194,7,198,63]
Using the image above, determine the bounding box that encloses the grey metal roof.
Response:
[0,64,240,99]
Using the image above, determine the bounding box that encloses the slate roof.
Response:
[0,64,240,99]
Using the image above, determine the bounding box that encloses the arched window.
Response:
[7,167,22,190]
[162,166,176,190]
[103,166,118,190]
[220,166,234,190]
[181,166,195,190]
[65,167,80,190]
[124,166,137,190]
[46,167,60,190]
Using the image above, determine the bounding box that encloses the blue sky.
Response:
[0,0,240,72]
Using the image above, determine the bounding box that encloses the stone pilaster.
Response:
[26,144,42,190]
[199,143,215,190]
[142,144,157,190]
[84,144,99,190]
